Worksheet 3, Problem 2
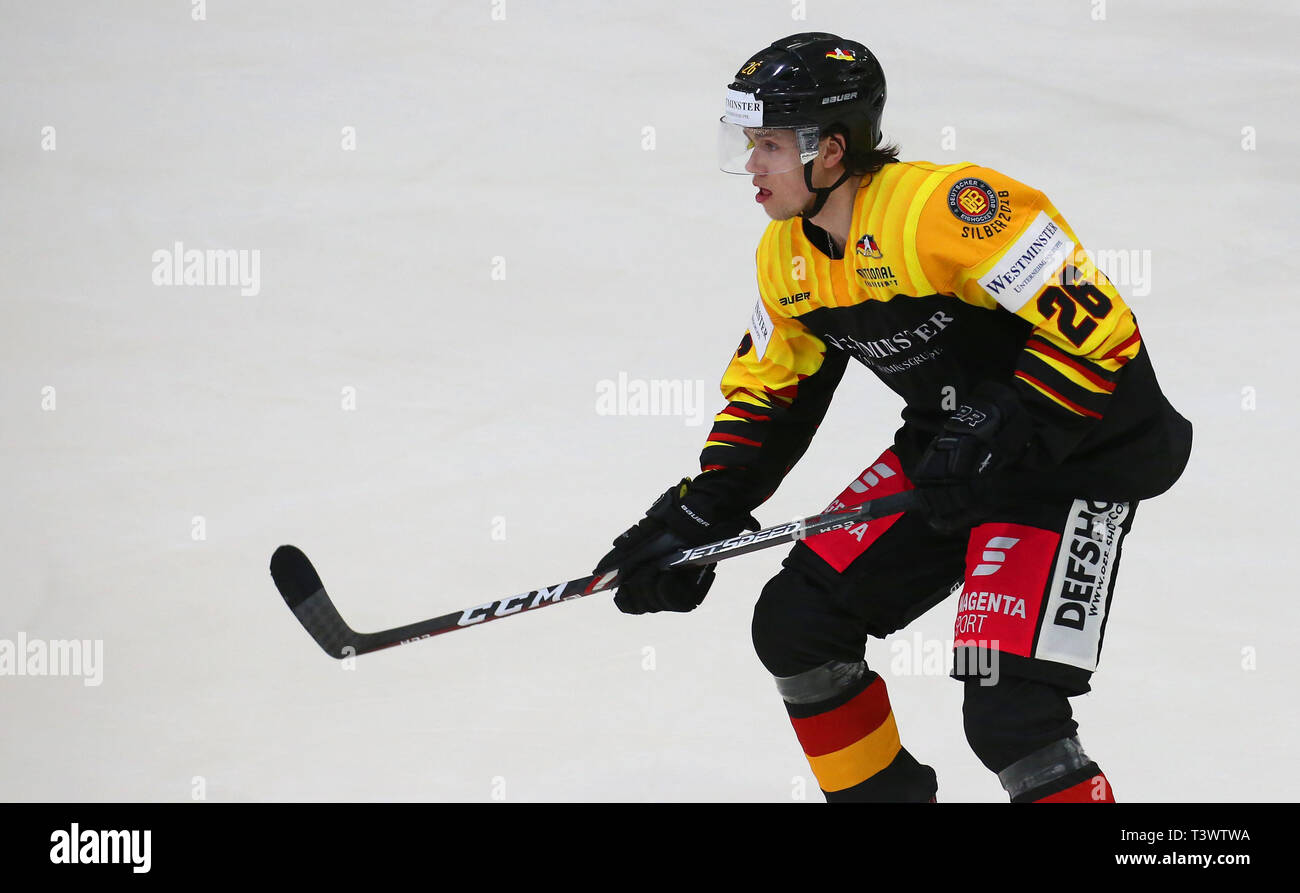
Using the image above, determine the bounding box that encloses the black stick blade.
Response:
[270,545,358,659]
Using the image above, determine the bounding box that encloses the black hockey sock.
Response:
[779,662,937,802]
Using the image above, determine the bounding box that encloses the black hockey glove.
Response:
[912,382,1036,533]
[594,477,759,615]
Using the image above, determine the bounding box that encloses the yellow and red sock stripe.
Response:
[1014,765,1115,803]
[786,674,902,793]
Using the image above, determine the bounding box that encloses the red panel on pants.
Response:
[954,522,1060,659]
[803,450,912,573]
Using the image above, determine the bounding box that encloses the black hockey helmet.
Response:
[719,33,887,212]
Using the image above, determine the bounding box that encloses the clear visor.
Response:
[717,119,821,175]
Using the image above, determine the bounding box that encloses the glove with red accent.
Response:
[594,477,759,615]
[912,382,1035,533]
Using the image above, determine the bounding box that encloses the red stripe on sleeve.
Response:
[708,432,763,448]
[1101,328,1142,364]
[723,406,773,422]
[1024,341,1116,393]
[734,387,769,406]
[1015,372,1104,419]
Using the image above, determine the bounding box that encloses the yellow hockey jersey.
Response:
[698,161,1192,513]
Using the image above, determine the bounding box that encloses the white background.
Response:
[2,0,1295,802]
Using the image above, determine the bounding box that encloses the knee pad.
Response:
[750,572,792,676]
[962,676,1078,773]
[751,563,865,678]
[997,736,1109,802]
[774,660,867,704]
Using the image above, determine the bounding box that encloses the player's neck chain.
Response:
[803,219,841,260]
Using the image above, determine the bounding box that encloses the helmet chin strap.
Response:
[800,160,852,218]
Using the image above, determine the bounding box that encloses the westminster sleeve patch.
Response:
[977,211,1075,312]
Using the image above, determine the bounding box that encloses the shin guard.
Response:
[777,661,937,802]
[999,737,1115,803]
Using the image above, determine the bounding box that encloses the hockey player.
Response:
[594,33,1192,802]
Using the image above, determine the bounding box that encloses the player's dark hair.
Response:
[825,124,900,176]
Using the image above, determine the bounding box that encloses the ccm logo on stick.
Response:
[459,585,566,626]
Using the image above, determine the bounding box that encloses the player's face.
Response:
[743,128,811,220]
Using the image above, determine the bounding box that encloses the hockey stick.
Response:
[269,489,922,659]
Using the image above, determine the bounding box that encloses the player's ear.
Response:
[821,132,848,168]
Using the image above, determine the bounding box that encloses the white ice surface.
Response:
[2,0,1297,802]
